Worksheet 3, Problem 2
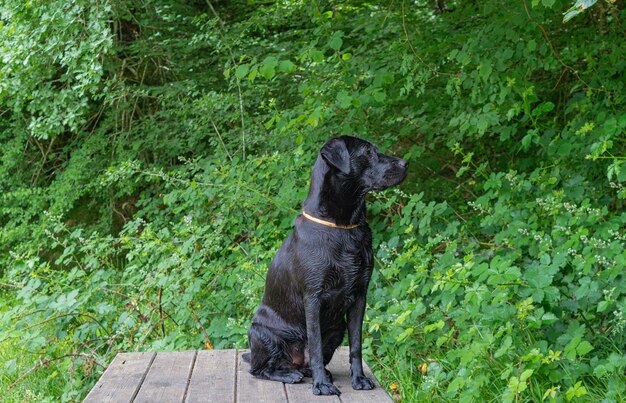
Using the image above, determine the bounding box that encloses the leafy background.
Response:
[1,0,625,401]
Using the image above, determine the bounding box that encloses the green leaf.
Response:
[522,133,534,149]
[532,102,555,117]
[477,118,489,134]
[494,336,512,358]
[396,327,414,342]
[278,60,296,73]
[329,32,343,51]
[566,381,587,401]
[597,300,610,312]
[541,312,557,323]
[259,56,278,80]
[3,359,18,375]
[520,369,534,382]
[235,64,250,79]
[479,64,492,81]
[423,320,445,333]
[309,50,324,63]
[394,310,412,325]
[372,90,386,103]
[247,68,258,82]
[336,90,352,108]
[576,340,594,356]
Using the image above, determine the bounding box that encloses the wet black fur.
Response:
[244,136,407,395]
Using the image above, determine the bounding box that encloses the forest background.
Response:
[1,0,625,401]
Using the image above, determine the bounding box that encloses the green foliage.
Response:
[1,0,625,401]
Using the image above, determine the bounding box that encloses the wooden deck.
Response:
[84,347,392,402]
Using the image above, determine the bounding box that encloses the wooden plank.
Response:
[185,349,237,403]
[134,350,197,403]
[83,351,155,403]
[283,375,340,403]
[85,348,389,403]
[326,347,392,403]
[236,350,288,403]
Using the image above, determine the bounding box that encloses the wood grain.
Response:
[236,350,288,403]
[185,349,236,403]
[85,347,391,402]
[83,352,155,403]
[133,350,196,403]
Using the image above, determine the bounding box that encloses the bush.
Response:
[1,0,624,401]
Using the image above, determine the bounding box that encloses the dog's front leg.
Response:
[347,294,375,390]
[305,295,341,395]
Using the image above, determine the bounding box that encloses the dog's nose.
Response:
[397,159,408,169]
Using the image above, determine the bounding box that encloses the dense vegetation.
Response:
[1,0,625,401]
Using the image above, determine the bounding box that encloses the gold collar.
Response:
[301,211,360,229]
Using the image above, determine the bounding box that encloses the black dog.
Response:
[243,136,407,395]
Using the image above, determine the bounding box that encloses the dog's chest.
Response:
[318,242,371,311]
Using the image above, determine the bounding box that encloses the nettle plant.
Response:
[2,148,314,398]
[364,169,626,401]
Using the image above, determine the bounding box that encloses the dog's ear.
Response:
[321,138,350,174]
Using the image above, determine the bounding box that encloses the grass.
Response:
[2,290,624,402]
[0,297,66,402]
[368,345,626,402]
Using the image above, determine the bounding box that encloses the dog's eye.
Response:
[367,148,376,158]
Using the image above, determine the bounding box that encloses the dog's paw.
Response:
[284,370,304,384]
[352,375,375,390]
[312,381,341,395]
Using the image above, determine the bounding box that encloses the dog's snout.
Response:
[397,159,408,169]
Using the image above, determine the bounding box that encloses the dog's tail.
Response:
[242,352,251,363]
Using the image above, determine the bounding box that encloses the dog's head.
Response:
[320,136,408,192]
